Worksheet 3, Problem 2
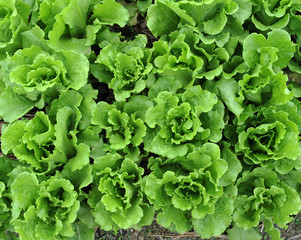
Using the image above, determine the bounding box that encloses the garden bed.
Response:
[0,1,301,240]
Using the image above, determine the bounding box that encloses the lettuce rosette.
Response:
[91,35,153,101]
[250,0,300,31]
[1,112,63,171]
[152,28,203,84]
[0,156,18,239]
[1,86,97,188]
[144,86,224,158]
[235,102,301,173]
[92,102,146,151]
[233,167,301,239]
[147,0,251,46]
[39,0,130,51]
[88,158,154,231]
[91,95,152,159]
[0,45,89,122]
[217,29,295,121]
[143,143,240,238]
[237,70,293,106]
[0,0,33,60]
[10,172,80,240]
[218,71,294,121]
[152,27,238,83]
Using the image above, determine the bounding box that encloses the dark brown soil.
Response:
[94,214,301,240]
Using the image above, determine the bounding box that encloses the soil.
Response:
[94,214,301,240]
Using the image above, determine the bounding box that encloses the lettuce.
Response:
[237,71,293,106]
[152,27,240,82]
[0,156,18,239]
[11,173,80,240]
[243,29,295,73]
[91,35,153,101]
[92,101,147,150]
[288,13,301,74]
[250,0,299,31]
[1,112,63,171]
[218,71,294,121]
[1,87,96,177]
[0,0,32,60]
[39,0,90,37]
[147,0,249,46]
[233,168,301,236]
[39,0,129,50]
[152,29,204,81]
[235,102,301,173]
[0,45,89,122]
[143,143,238,237]
[217,29,296,121]
[144,86,224,158]
[0,1,301,239]
[88,159,154,230]
[90,0,129,27]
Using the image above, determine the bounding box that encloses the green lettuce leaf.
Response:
[243,29,295,73]
[91,0,129,27]
[152,28,204,81]
[147,0,246,46]
[228,226,261,240]
[193,186,237,238]
[1,87,95,175]
[0,156,18,238]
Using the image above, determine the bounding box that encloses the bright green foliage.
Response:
[147,0,249,45]
[143,143,237,237]
[235,102,301,173]
[217,29,296,122]
[92,101,147,150]
[0,156,17,239]
[152,28,204,81]
[228,226,262,240]
[217,71,294,122]
[0,0,34,60]
[1,112,62,171]
[152,27,243,82]
[233,168,301,233]
[39,0,89,37]
[237,71,293,106]
[91,0,129,27]
[1,87,96,179]
[0,45,89,122]
[39,0,129,50]
[0,0,301,239]
[243,29,295,73]
[92,35,153,101]
[145,86,224,158]
[250,0,299,31]
[11,173,80,240]
[88,159,154,230]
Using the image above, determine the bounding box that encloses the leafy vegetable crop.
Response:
[0,0,300,239]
